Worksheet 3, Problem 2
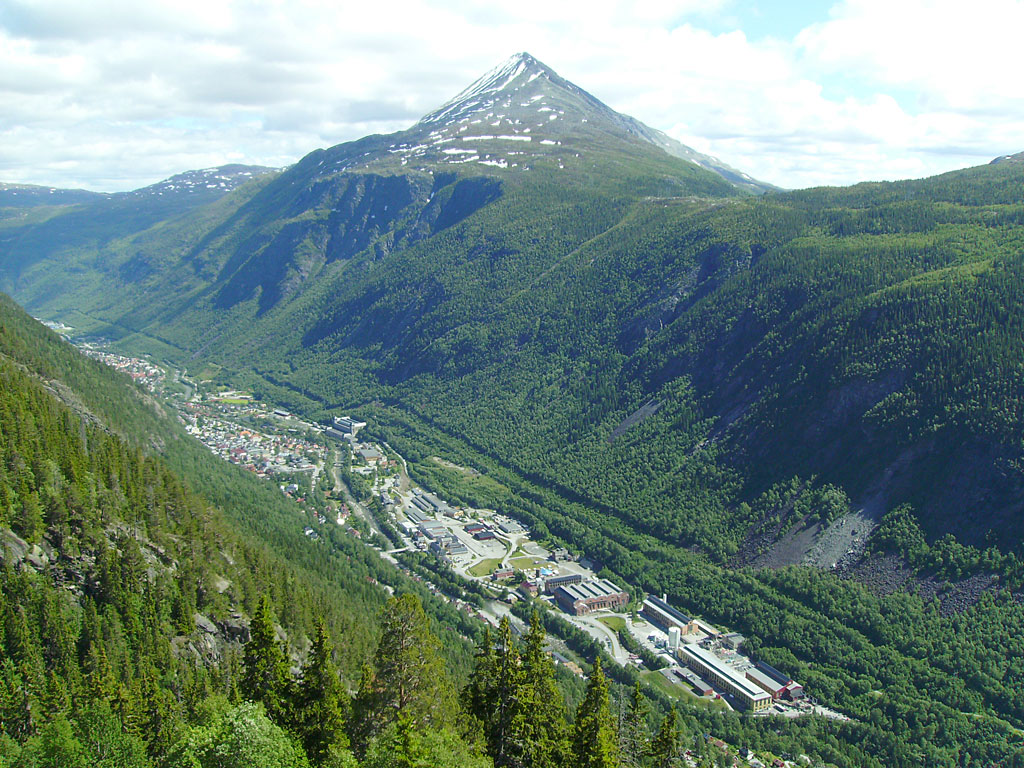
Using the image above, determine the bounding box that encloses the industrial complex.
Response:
[377,445,805,715]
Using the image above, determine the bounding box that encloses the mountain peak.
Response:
[314,53,773,193]
[418,51,554,127]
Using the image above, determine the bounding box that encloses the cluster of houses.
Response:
[79,347,165,390]
[180,404,326,478]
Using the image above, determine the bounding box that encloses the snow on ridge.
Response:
[461,135,533,142]
[419,53,542,125]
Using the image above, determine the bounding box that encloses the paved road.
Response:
[381,441,411,493]
[329,451,385,538]
[577,614,629,665]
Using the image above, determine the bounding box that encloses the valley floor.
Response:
[77,336,847,724]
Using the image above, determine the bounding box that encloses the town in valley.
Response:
[70,332,843,767]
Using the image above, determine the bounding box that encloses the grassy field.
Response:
[641,671,726,710]
[597,615,626,632]
[468,557,504,578]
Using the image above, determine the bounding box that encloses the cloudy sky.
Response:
[2,0,1022,192]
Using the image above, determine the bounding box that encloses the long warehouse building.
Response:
[641,595,698,634]
[677,645,772,712]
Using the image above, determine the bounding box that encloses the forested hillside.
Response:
[0,293,494,765]
[2,55,1024,765]
[1,294,913,768]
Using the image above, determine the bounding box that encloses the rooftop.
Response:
[558,578,625,603]
[678,645,770,702]
[643,595,691,624]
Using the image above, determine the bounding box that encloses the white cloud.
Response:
[796,0,1024,110]
[0,0,1021,191]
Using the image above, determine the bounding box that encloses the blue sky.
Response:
[709,0,824,40]
[1,0,1022,191]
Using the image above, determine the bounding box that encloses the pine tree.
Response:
[519,612,571,768]
[572,658,619,768]
[489,616,526,768]
[352,594,458,754]
[241,595,292,728]
[618,682,648,768]
[0,659,33,739]
[84,642,118,702]
[296,618,352,767]
[138,661,176,762]
[464,625,497,728]
[15,490,44,544]
[649,708,681,768]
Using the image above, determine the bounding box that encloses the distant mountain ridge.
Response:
[127,163,279,198]
[0,164,277,208]
[990,150,1024,164]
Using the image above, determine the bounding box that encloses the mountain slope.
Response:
[134,155,1024,559]
[0,289,485,677]
[0,165,278,302]
[0,60,1021,563]
[2,59,1024,765]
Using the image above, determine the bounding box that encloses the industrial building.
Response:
[418,521,448,540]
[544,573,583,594]
[745,667,787,700]
[518,581,539,597]
[357,447,384,465]
[720,632,746,650]
[677,645,771,712]
[674,667,714,697]
[332,416,367,436]
[754,661,804,700]
[405,506,429,524]
[553,579,630,616]
[408,490,452,516]
[642,595,699,635]
[430,538,468,557]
